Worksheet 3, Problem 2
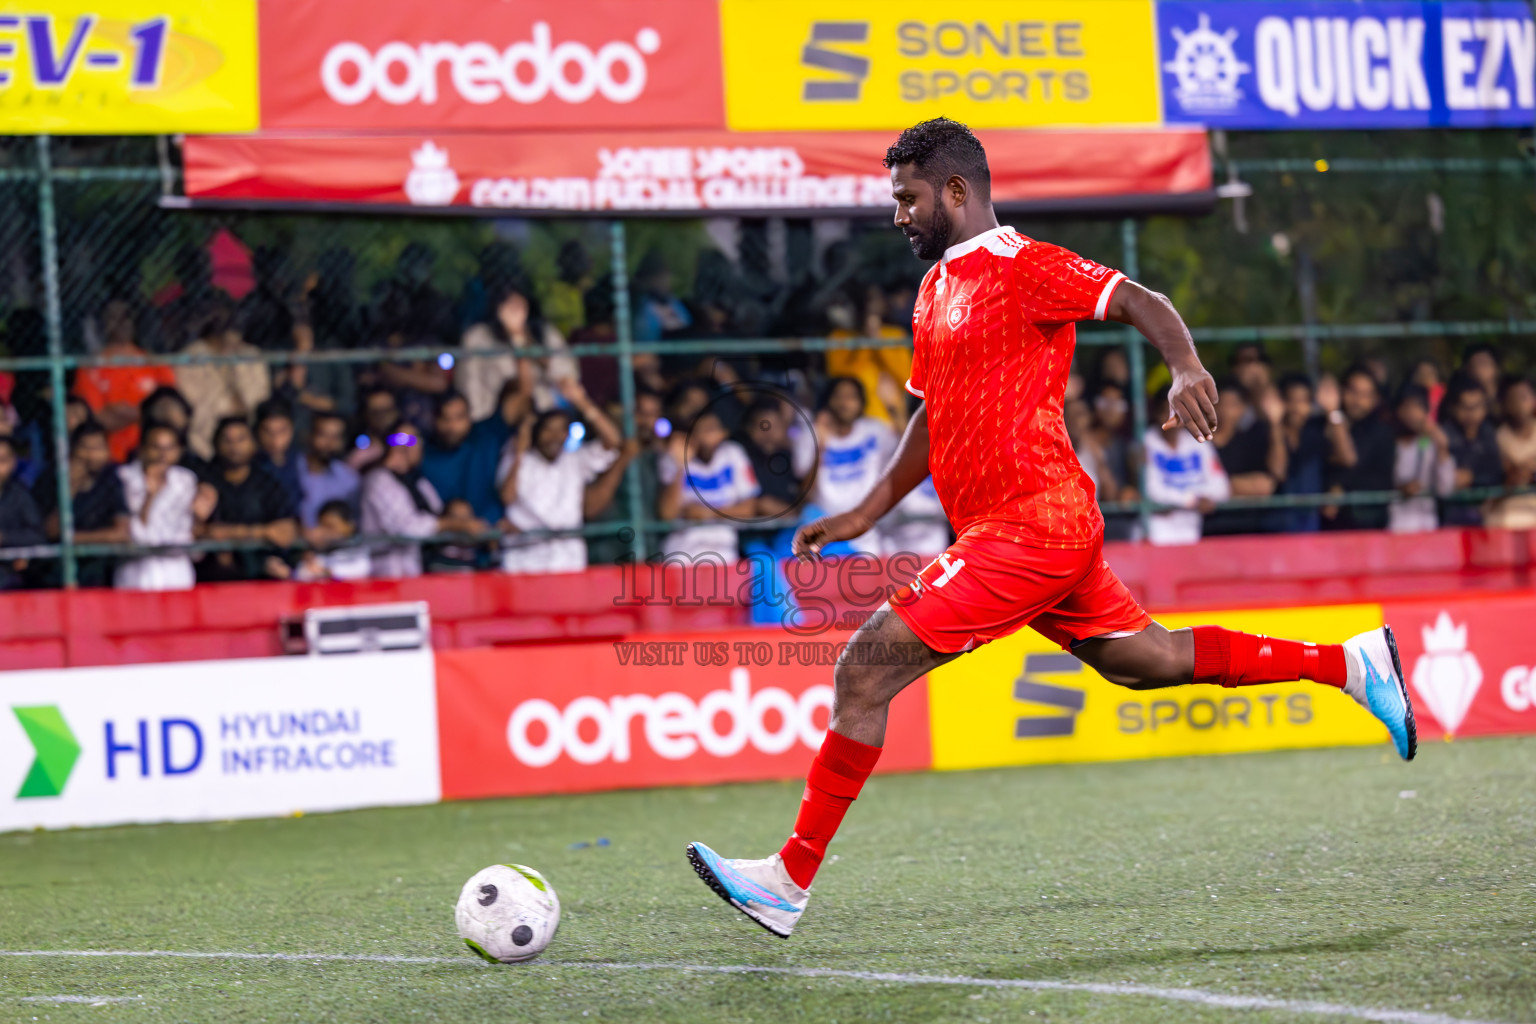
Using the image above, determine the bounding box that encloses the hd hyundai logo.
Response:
[1013,653,1086,738]
[801,22,869,101]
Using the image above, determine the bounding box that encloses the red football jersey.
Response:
[907,225,1125,549]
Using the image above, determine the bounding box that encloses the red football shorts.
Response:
[889,526,1152,654]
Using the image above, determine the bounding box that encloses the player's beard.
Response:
[903,203,952,261]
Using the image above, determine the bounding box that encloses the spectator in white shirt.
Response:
[1143,388,1230,545]
[295,499,371,581]
[497,379,633,575]
[459,277,577,421]
[658,409,760,564]
[359,423,486,579]
[881,476,951,558]
[1389,384,1456,533]
[792,377,896,554]
[115,422,216,591]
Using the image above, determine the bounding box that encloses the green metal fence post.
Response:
[1120,217,1151,541]
[609,220,646,556]
[36,136,76,588]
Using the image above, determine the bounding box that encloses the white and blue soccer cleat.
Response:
[1343,625,1417,761]
[685,843,808,938]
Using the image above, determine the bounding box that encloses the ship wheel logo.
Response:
[1164,13,1250,113]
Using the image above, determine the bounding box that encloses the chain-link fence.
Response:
[0,131,1533,590]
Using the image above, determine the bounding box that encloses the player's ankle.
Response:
[778,838,819,890]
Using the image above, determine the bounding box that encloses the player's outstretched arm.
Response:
[1106,281,1218,442]
[792,404,931,561]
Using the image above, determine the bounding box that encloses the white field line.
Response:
[0,950,1508,1024]
[21,995,143,1004]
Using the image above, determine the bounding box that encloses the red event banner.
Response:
[435,631,932,800]
[258,0,724,133]
[1385,593,1536,742]
[182,129,1212,213]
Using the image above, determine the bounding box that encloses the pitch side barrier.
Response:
[4,590,1533,830]
[1,528,1535,670]
[615,549,930,634]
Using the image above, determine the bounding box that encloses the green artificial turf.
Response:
[1,737,1533,1023]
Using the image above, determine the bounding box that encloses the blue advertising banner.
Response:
[1158,1,1535,129]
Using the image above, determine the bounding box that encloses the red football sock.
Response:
[778,730,882,890]
[1191,626,1346,689]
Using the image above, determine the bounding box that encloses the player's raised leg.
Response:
[1071,621,1416,760]
[686,605,954,937]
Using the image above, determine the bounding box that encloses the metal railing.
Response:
[2,136,1533,586]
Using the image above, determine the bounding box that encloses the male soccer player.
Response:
[686,118,1416,938]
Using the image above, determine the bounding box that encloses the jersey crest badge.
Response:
[946,300,970,328]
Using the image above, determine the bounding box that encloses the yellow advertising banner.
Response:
[0,0,256,134]
[928,605,1389,771]
[720,0,1161,131]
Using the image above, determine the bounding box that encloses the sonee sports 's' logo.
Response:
[801,22,869,101]
[1013,654,1086,738]
[12,705,80,799]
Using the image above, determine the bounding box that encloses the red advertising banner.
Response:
[1384,593,1536,741]
[258,0,724,133]
[435,631,932,799]
[182,129,1212,214]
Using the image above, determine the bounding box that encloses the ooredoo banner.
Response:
[0,652,440,831]
[434,631,932,799]
[257,0,723,133]
[1385,594,1536,740]
[180,128,1212,213]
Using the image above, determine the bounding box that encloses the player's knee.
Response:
[1109,653,1188,689]
[831,658,888,712]
[1093,638,1188,690]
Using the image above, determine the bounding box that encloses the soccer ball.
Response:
[455,864,561,963]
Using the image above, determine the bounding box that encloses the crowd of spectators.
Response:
[1085,341,1536,545]
[0,229,1533,593]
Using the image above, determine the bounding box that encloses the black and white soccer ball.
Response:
[455,864,560,963]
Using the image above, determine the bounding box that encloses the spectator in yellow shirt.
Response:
[825,285,912,433]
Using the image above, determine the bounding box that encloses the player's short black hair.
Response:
[884,118,991,203]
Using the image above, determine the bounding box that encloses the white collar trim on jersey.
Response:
[941,225,1016,265]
